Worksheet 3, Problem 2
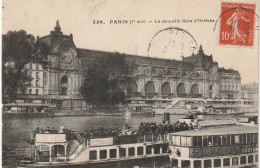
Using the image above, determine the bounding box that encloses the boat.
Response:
[19,125,170,167]
[168,122,258,168]
[125,103,155,117]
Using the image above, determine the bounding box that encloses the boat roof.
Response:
[169,125,258,136]
[198,119,237,127]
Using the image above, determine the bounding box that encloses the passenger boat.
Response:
[125,103,155,117]
[20,126,169,167]
[168,123,258,168]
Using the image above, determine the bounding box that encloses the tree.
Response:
[2,30,49,102]
[80,53,135,108]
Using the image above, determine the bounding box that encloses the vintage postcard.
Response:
[2,0,259,167]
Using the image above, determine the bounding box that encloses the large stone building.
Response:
[17,21,242,109]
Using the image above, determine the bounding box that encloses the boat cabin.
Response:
[169,125,258,168]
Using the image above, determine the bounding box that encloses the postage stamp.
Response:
[219,2,256,46]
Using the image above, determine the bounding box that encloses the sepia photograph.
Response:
[2,0,259,167]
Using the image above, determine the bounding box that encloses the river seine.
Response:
[2,114,235,167]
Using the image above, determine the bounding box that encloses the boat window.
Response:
[248,155,254,163]
[204,159,211,168]
[128,147,135,156]
[255,155,258,162]
[198,136,202,146]
[253,134,258,144]
[203,136,208,146]
[100,150,107,159]
[214,159,221,167]
[247,134,253,144]
[176,136,180,146]
[146,146,152,155]
[119,148,126,157]
[181,136,192,146]
[181,160,190,168]
[208,136,213,146]
[194,160,201,168]
[89,150,97,160]
[162,144,168,153]
[240,134,246,144]
[172,135,176,145]
[223,158,230,166]
[213,136,221,146]
[193,136,198,146]
[240,156,246,164]
[171,159,178,167]
[137,147,143,155]
[231,135,239,144]
[154,145,160,154]
[222,135,230,145]
[232,157,238,166]
[110,149,116,158]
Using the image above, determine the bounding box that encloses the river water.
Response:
[2,114,235,167]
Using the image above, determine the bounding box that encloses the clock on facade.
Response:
[148,27,198,60]
[209,64,218,75]
[60,48,74,63]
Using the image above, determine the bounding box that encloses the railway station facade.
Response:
[18,22,242,109]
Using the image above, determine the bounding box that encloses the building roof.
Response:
[170,125,258,136]
[77,48,193,68]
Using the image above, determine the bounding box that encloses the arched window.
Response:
[177,83,186,97]
[61,76,68,84]
[191,84,200,98]
[127,80,138,97]
[145,81,155,97]
[161,82,171,98]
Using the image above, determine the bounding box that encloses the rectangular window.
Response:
[232,157,238,166]
[223,158,230,166]
[208,136,213,146]
[172,135,176,145]
[36,64,39,69]
[146,146,152,155]
[176,136,180,146]
[100,150,107,159]
[214,159,221,167]
[162,144,168,153]
[240,156,246,164]
[194,160,201,168]
[247,134,253,144]
[137,147,143,155]
[240,134,246,144]
[255,155,258,162]
[222,135,230,145]
[36,80,39,87]
[231,135,239,144]
[172,159,178,167]
[36,72,39,78]
[128,147,135,156]
[193,136,198,146]
[181,160,190,168]
[203,136,208,146]
[154,145,160,154]
[198,136,202,146]
[110,149,116,158]
[89,151,97,160]
[119,148,126,157]
[30,64,32,69]
[248,155,254,163]
[204,160,211,168]
[29,89,32,94]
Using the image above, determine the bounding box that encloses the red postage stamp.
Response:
[219,2,256,46]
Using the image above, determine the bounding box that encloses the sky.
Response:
[2,0,259,84]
